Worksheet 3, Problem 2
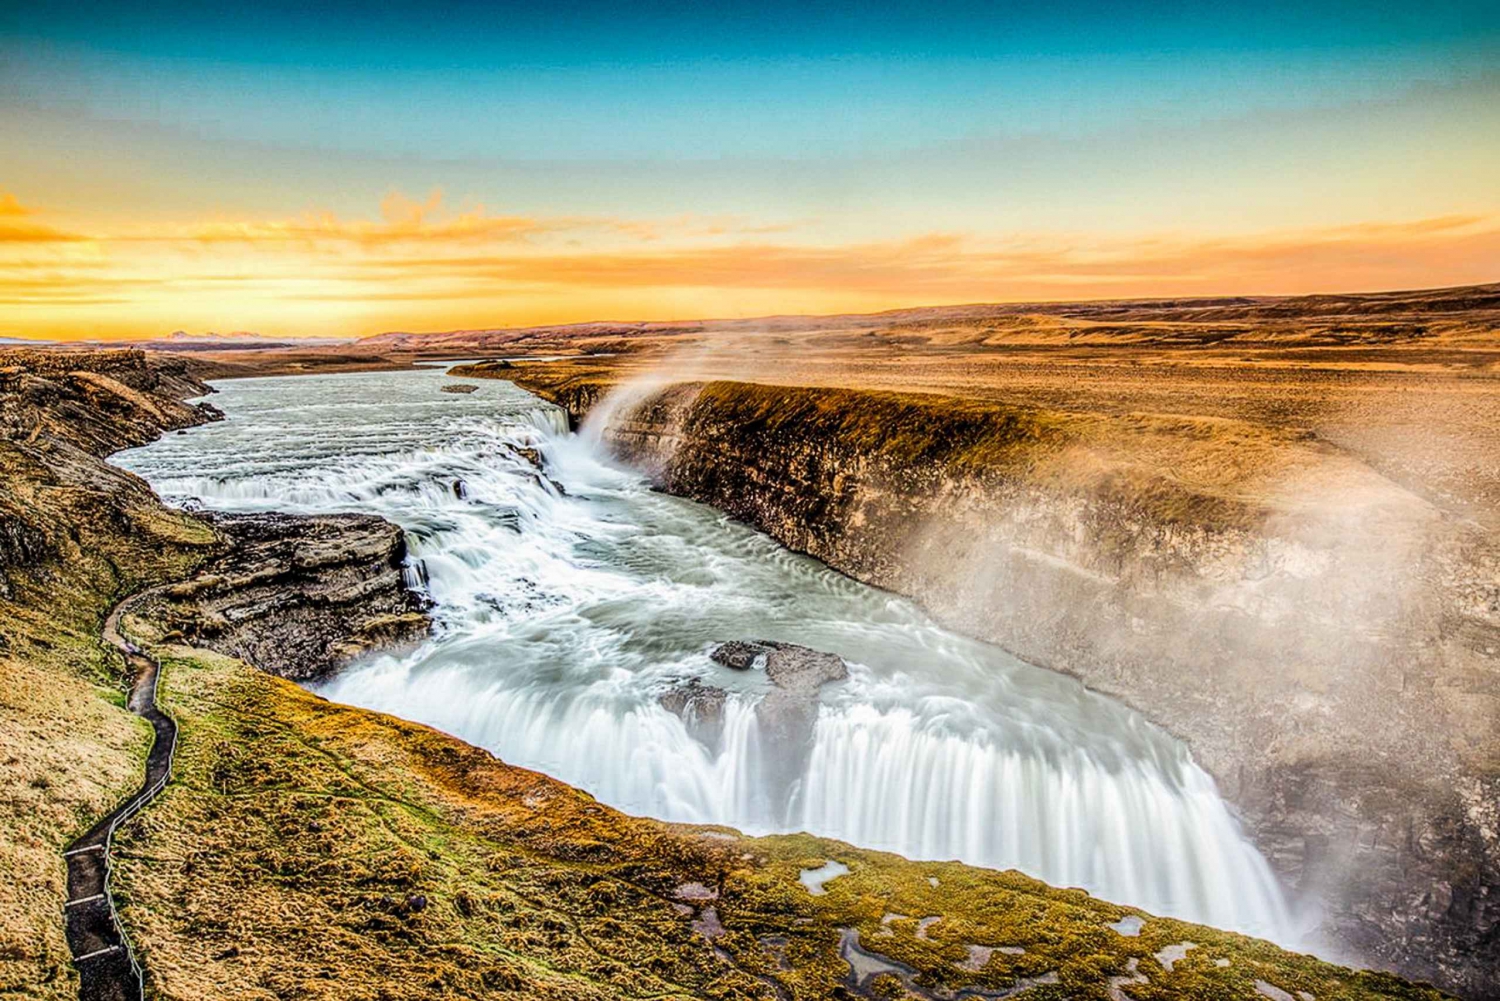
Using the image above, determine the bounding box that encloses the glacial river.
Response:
[114,366,1295,942]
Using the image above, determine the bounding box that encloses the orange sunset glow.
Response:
[4,188,1500,341]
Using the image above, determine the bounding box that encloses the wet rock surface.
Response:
[138,512,431,682]
[663,640,848,799]
[709,639,769,670]
[439,383,478,394]
[658,678,728,748]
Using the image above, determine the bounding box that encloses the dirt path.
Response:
[63,590,177,1001]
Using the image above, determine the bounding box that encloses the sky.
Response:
[1,1,1497,340]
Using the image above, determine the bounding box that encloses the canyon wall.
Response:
[519,374,1500,998]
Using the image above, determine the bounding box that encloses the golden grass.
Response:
[96,635,1450,1000]
[0,456,214,997]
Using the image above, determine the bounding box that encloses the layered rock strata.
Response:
[137,512,430,682]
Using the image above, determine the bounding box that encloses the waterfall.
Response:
[112,366,1297,945]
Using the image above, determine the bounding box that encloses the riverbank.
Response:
[0,349,1454,1000]
[496,359,1500,997]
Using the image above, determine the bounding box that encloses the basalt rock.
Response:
[709,640,768,670]
[658,678,728,748]
[138,511,431,682]
[750,642,848,796]
[440,383,478,394]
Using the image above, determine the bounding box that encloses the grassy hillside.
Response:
[0,439,215,998]
[105,636,1448,1001]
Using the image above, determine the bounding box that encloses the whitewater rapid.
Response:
[114,366,1295,942]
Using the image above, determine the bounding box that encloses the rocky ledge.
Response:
[0,349,223,596]
[0,347,220,457]
[138,511,430,682]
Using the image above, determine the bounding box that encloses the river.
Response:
[113,365,1295,943]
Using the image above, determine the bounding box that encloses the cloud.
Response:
[163,188,548,247]
[6,196,1497,341]
[82,191,806,251]
[0,190,87,243]
[344,215,1500,299]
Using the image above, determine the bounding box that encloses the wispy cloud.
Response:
[3,189,1496,340]
[169,189,548,246]
[338,215,1500,297]
[0,191,87,243]
[96,190,797,249]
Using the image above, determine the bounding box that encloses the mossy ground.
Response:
[98,627,1449,1000]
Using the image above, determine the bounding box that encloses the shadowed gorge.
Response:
[0,349,1457,1001]
[488,325,1500,997]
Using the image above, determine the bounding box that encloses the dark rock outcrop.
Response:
[658,678,729,748]
[439,383,478,394]
[663,640,848,810]
[709,640,770,670]
[140,512,431,682]
[748,642,848,797]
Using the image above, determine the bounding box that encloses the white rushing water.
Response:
[115,366,1295,942]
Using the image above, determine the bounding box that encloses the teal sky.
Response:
[1,2,1496,339]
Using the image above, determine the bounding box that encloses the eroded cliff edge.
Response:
[503,368,1500,998]
[1,357,1454,999]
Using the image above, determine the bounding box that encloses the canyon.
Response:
[10,281,1500,998]
[492,349,1500,998]
[3,352,1455,999]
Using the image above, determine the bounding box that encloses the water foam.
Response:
[114,367,1295,942]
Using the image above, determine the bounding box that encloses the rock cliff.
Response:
[137,512,430,682]
[511,372,1500,999]
[0,349,221,598]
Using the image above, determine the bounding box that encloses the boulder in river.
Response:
[661,641,848,812]
[658,678,728,749]
[709,639,847,690]
[709,640,768,670]
[441,383,479,394]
